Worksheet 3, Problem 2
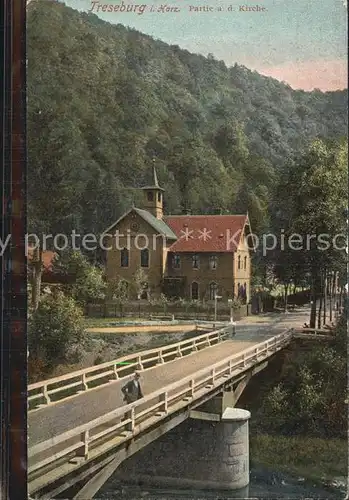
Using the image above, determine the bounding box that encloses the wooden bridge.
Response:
[28,312,334,499]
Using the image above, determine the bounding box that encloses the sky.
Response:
[66,0,347,91]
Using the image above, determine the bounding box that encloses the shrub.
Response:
[93,355,104,365]
[110,277,129,303]
[53,249,106,306]
[28,355,47,383]
[256,315,347,438]
[28,291,85,369]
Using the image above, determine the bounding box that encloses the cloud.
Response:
[256,59,347,91]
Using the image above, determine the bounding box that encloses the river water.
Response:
[98,469,344,499]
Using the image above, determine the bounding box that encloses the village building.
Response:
[27,248,75,286]
[104,168,252,302]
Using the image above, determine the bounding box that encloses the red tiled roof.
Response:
[164,215,248,253]
[27,248,57,271]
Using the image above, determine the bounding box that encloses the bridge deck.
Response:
[28,307,311,448]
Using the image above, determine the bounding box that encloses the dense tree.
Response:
[52,250,106,308]
[27,1,348,316]
[27,0,347,253]
[271,139,348,325]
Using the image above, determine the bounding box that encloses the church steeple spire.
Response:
[153,160,159,188]
[141,160,164,219]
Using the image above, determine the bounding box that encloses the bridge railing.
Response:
[28,326,230,410]
[28,328,292,479]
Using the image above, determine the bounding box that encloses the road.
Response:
[28,307,310,448]
[233,307,310,340]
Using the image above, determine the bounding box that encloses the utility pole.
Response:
[228,298,236,337]
[214,290,222,323]
[329,270,333,323]
[228,299,233,323]
[334,271,339,320]
[323,270,327,326]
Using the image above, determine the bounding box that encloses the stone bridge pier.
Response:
[106,393,251,496]
[182,406,251,492]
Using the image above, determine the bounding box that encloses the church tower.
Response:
[141,164,164,219]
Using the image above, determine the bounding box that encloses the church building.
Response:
[103,168,252,302]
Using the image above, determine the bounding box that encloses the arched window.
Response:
[191,281,199,300]
[147,191,154,201]
[241,283,247,303]
[173,254,181,269]
[120,248,129,267]
[157,192,161,202]
[238,255,241,270]
[244,255,247,269]
[209,282,217,301]
[209,255,218,270]
[192,254,200,269]
[237,282,241,297]
[140,248,149,268]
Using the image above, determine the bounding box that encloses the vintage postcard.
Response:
[26,0,348,498]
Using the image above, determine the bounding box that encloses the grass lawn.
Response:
[250,433,348,483]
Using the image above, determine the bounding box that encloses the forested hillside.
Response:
[27,0,348,237]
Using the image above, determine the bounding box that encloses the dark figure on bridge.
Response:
[122,371,143,404]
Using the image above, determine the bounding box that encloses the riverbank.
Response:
[250,433,347,491]
[33,328,201,380]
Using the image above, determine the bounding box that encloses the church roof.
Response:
[104,210,250,251]
[134,208,177,239]
[164,214,249,253]
[103,207,177,240]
